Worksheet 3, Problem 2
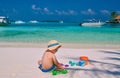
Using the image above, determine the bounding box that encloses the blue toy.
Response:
[69,60,78,66]
[79,60,85,66]
[69,60,73,64]
[71,62,75,66]
[69,60,74,66]
[76,62,79,66]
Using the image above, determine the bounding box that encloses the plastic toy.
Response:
[68,56,89,67]
[79,60,85,66]
[64,64,69,67]
[62,69,67,74]
[69,60,72,64]
[80,56,88,61]
[76,62,79,66]
[69,60,84,66]
[52,69,67,75]
[69,60,76,66]
[52,70,57,75]
[60,63,69,67]
[80,56,89,65]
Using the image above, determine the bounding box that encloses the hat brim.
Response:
[48,44,61,50]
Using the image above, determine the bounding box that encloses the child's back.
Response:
[41,50,55,69]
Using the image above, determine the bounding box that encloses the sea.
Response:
[0,22,120,45]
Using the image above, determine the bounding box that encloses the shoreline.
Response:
[0,42,120,49]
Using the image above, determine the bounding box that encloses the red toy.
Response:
[80,56,89,65]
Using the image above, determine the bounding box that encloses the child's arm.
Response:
[52,55,64,70]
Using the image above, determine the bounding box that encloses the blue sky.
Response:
[0,0,120,22]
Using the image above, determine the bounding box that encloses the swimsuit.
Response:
[39,49,55,72]
[39,64,55,72]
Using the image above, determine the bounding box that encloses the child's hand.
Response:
[55,64,65,70]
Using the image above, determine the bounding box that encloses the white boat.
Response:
[15,20,25,24]
[80,20,105,27]
[59,20,64,23]
[0,16,10,26]
[29,20,39,23]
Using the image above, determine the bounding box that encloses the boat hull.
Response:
[0,16,10,26]
[81,22,105,27]
[0,23,8,26]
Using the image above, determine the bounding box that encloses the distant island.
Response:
[107,11,120,23]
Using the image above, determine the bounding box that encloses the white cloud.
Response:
[55,10,62,15]
[69,10,77,15]
[32,5,41,10]
[61,11,68,15]
[81,8,95,15]
[55,10,68,15]
[43,8,49,12]
[100,10,110,14]
[88,9,95,14]
[55,10,77,15]
[43,8,54,15]
[31,6,77,15]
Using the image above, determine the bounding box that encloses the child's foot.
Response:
[38,60,42,65]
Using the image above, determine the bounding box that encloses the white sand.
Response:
[0,42,120,49]
[0,47,120,78]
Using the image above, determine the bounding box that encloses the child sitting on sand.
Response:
[38,40,65,72]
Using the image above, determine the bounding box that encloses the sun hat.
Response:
[47,40,61,50]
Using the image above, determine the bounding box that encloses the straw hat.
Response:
[47,40,61,50]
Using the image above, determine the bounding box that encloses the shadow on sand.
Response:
[99,50,120,55]
[63,50,120,78]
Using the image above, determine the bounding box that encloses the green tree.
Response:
[111,11,118,18]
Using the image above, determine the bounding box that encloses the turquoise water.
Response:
[0,23,120,45]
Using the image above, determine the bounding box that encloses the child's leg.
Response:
[55,67,64,71]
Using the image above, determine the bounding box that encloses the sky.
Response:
[0,0,120,22]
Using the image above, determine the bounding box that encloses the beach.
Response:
[1,0,120,77]
[0,41,120,49]
[0,47,120,78]
[0,0,120,78]
[0,23,120,78]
